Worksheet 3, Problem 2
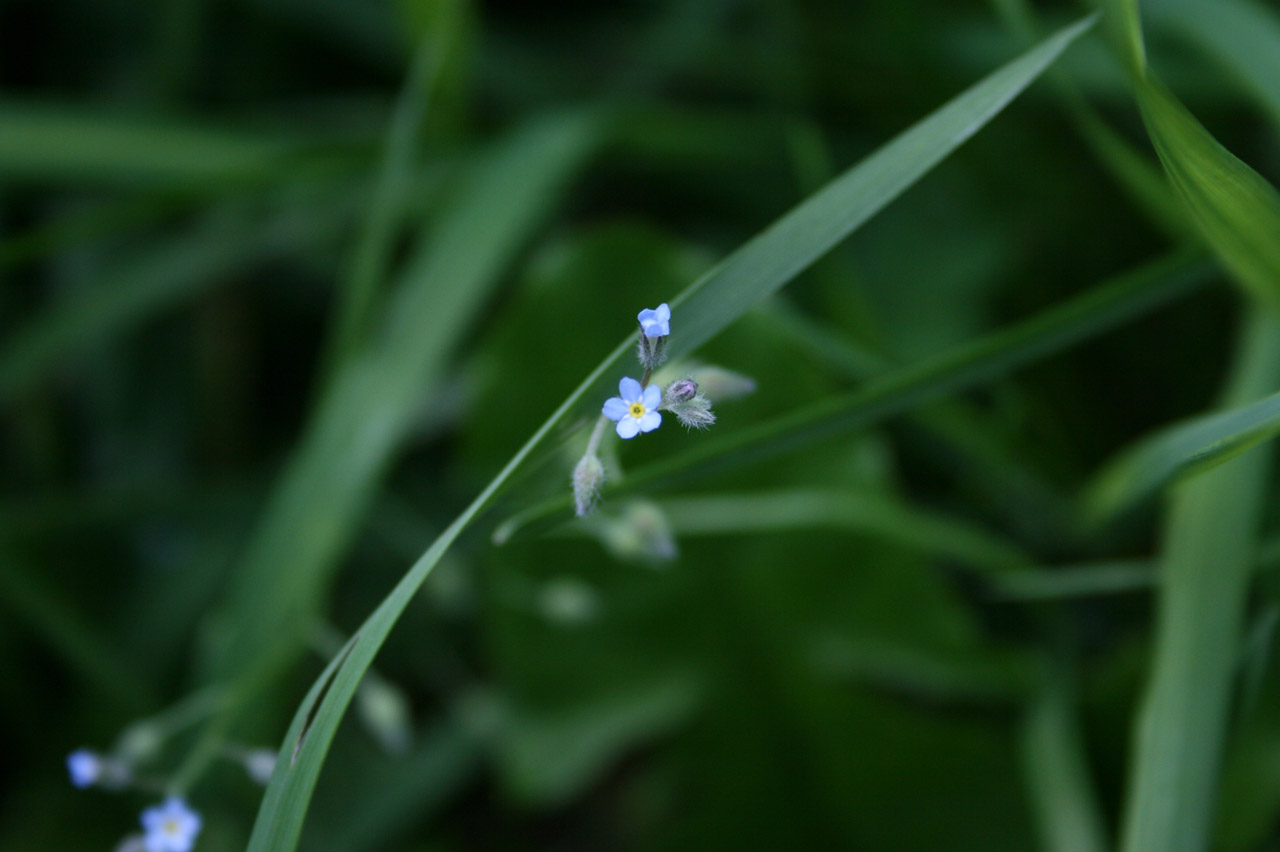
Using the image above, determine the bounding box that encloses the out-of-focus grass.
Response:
[7,1,1280,851]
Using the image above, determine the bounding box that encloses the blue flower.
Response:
[140,797,202,852]
[637,303,671,338]
[66,749,101,788]
[603,377,662,438]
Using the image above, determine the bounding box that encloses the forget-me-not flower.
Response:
[140,797,202,852]
[66,749,102,788]
[637,303,671,338]
[603,377,662,438]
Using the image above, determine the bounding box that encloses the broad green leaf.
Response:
[494,249,1211,541]
[1087,387,1280,522]
[246,19,1098,851]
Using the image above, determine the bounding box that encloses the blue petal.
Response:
[639,410,662,432]
[616,417,641,439]
[602,398,629,421]
[619,376,642,401]
[656,303,670,322]
[642,384,661,409]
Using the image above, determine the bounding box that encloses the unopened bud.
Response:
[573,452,606,517]
[664,379,698,405]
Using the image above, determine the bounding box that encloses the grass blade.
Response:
[245,19,1098,850]
[1087,386,1280,522]
[1020,661,1109,852]
[0,104,324,187]
[319,13,461,378]
[1118,308,1280,852]
[1137,75,1280,308]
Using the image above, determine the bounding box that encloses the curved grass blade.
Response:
[246,19,1099,850]
[1086,387,1280,522]
[1137,75,1280,308]
[1119,309,1280,852]
[494,249,1211,542]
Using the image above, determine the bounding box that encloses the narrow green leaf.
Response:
[990,561,1154,601]
[245,20,1098,849]
[320,15,461,378]
[662,14,1099,364]
[1087,386,1280,522]
[1020,662,1109,852]
[1136,75,1280,307]
[0,104,325,187]
[1119,309,1280,852]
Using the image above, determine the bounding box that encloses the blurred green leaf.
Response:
[1151,0,1280,127]
[188,110,602,791]
[320,12,463,379]
[245,19,1098,850]
[1118,309,1280,852]
[553,489,1032,573]
[0,104,336,187]
[1019,662,1108,852]
[1135,74,1280,307]
[1086,386,1280,522]
[0,197,354,402]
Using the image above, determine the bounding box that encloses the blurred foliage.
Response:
[4,0,1280,851]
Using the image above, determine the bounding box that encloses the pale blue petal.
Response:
[642,384,661,408]
[616,417,641,439]
[619,377,642,401]
[602,398,629,421]
[639,410,662,432]
[656,303,670,322]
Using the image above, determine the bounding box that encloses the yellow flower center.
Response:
[629,402,646,419]
[164,820,180,836]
